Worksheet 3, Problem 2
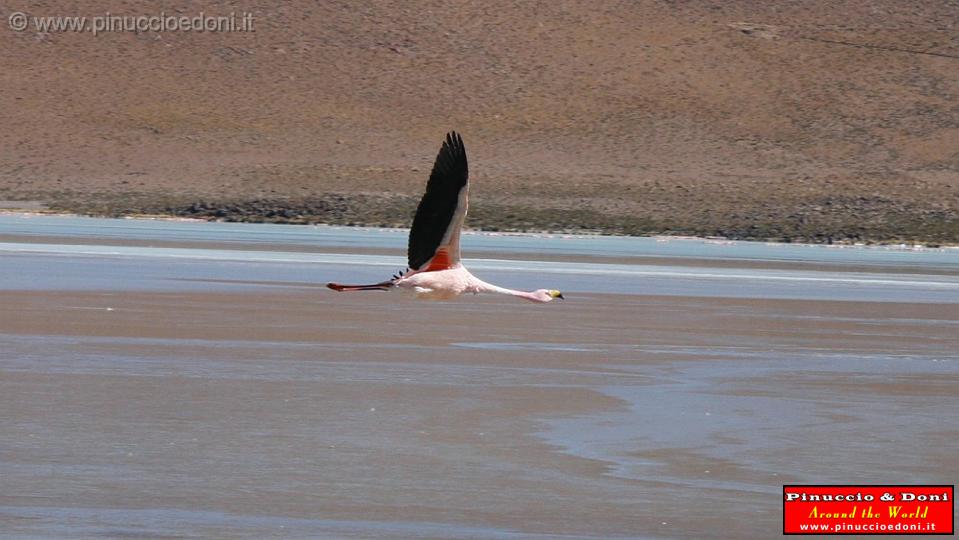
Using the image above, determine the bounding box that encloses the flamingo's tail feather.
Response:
[327,281,392,292]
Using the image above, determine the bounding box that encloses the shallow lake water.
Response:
[1,214,957,539]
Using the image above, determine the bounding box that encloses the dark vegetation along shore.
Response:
[29,186,958,245]
[2,2,958,244]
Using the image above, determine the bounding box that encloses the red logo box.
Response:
[783,485,954,535]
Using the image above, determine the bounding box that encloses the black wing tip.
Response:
[444,131,465,154]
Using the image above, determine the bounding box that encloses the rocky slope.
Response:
[2,1,957,243]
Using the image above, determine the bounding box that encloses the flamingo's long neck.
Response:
[470,277,545,303]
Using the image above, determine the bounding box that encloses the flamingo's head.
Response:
[530,289,565,302]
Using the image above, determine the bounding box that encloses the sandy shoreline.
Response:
[6,191,958,246]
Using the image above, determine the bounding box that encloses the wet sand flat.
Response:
[2,289,958,539]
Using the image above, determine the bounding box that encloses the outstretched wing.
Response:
[407,131,469,272]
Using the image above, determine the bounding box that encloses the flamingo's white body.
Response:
[399,267,557,302]
[327,132,563,304]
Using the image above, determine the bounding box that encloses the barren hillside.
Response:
[2,1,958,242]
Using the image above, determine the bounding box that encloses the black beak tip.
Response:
[558,293,565,300]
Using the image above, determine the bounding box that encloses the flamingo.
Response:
[327,132,564,303]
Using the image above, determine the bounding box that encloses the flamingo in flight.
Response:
[327,132,564,303]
